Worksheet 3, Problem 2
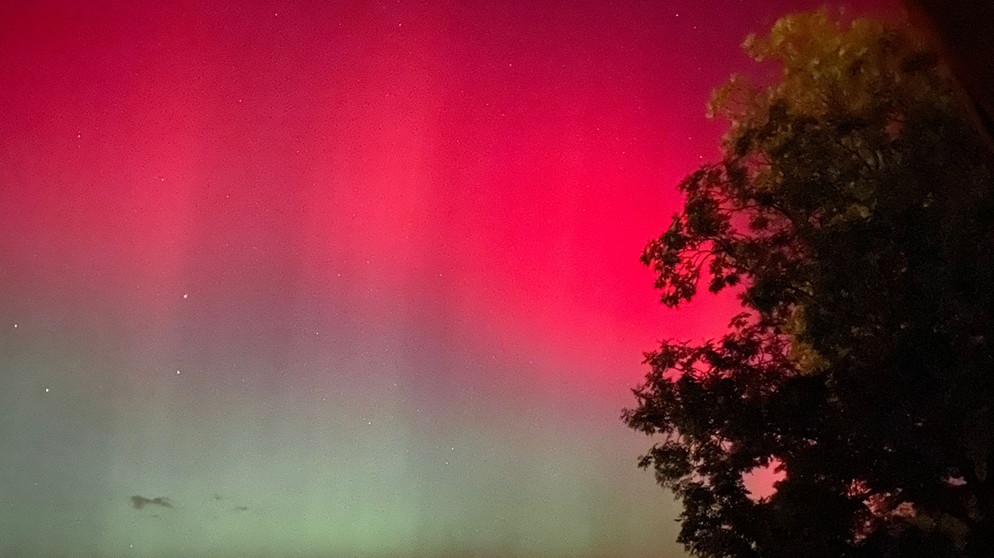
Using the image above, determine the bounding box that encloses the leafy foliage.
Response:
[624,11,994,557]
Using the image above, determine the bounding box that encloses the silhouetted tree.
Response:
[624,11,994,558]
[902,0,994,150]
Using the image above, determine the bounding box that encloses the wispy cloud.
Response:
[130,496,173,510]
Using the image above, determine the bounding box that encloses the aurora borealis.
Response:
[0,1,897,556]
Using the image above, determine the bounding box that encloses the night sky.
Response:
[0,1,897,556]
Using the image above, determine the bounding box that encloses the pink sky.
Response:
[0,1,898,556]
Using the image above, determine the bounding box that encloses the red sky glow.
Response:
[0,1,899,556]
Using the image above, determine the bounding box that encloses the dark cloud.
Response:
[130,496,172,510]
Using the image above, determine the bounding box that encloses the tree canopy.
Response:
[624,11,994,557]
